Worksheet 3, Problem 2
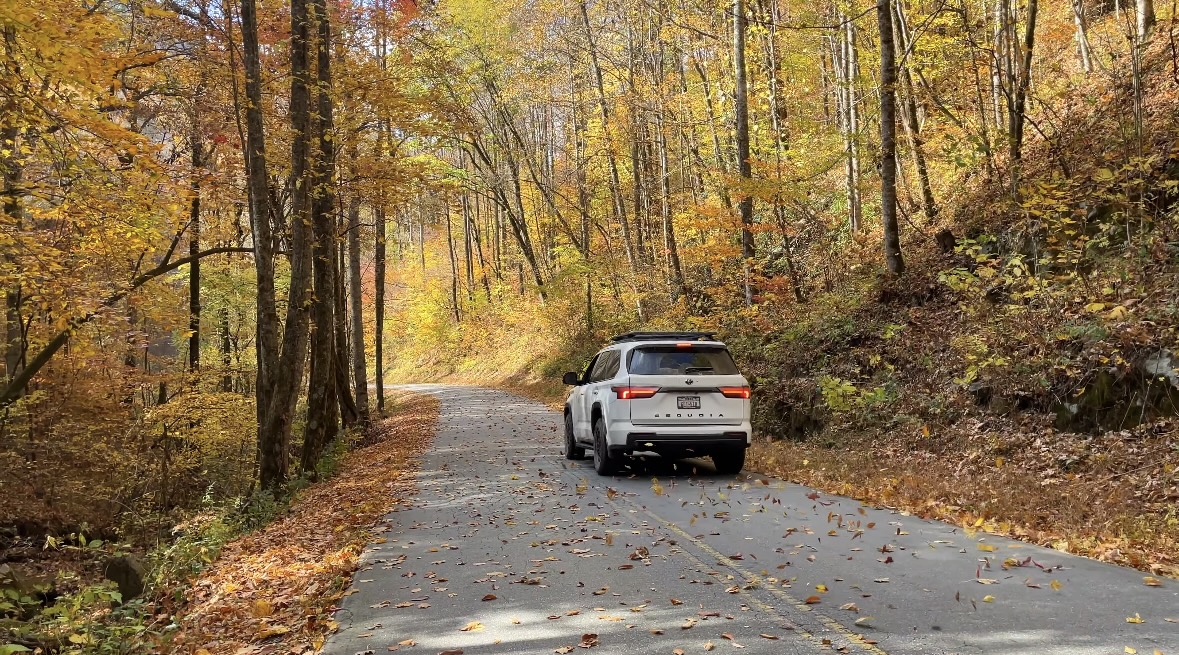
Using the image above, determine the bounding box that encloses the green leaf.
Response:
[0,645,33,655]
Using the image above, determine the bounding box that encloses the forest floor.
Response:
[160,391,439,654]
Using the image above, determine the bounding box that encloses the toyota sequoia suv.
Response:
[561,332,752,475]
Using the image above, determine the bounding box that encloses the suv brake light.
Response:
[718,386,751,399]
[613,386,659,400]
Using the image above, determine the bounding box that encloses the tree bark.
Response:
[302,0,339,472]
[374,203,386,413]
[891,2,938,220]
[346,194,369,425]
[733,0,755,305]
[239,0,287,489]
[188,123,203,372]
[1071,0,1093,73]
[579,1,637,273]
[879,0,905,275]
[1009,0,1038,167]
[1138,0,1156,42]
[446,201,461,322]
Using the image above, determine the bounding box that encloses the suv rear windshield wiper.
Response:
[684,366,714,374]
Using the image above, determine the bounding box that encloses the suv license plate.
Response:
[677,396,701,409]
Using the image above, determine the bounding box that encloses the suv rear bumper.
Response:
[604,421,751,457]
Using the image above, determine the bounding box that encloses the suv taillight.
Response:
[718,386,751,399]
[613,386,659,400]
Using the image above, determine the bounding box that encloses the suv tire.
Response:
[564,413,585,460]
[592,417,619,476]
[712,449,745,475]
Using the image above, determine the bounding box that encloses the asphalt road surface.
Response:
[326,386,1179,655]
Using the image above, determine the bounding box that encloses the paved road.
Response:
[326,386,1179,655]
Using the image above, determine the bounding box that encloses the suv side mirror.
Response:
[562,372,581,386]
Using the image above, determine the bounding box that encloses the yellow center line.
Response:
[633,500,890,655]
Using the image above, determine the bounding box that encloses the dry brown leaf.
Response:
[759,633,779,640]
[459,621,484,632]
[481,594,498,601]
[578,633,599,648]
[804,595,821,604]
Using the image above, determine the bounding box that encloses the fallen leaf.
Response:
[482,594,497,601]
[816,584,828,593]
[839,602,859,612]
[805,595,821,604]
[982,595,995,603]
[759,633,779,640]
[459,621,484,632]
[976,578,999,585]
[578,633,599,648]
[1126,614,1145,624]
[977,544,997,553]
[555,648,574,654]
[1050,580,1062,591]
[704,641,715,651]
[1143,576,1162,587]
[670,598,684,605]
[854,616,875,627]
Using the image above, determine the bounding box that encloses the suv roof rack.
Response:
[610,331,719,343]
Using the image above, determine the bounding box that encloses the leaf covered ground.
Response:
[162,393,439,654]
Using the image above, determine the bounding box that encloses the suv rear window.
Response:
[627,346,739,376]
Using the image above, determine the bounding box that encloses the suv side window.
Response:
[588,350,620,383]
[580,354,600,383]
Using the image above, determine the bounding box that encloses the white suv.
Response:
[561,332,752,476]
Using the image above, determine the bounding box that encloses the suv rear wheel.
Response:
[564,413,585,460]
[592,417,619,476]
[712,449,745,475]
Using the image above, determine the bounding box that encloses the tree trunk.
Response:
[1009,0,1038,167]
[733,0,755,305]
[1138,0,1156,42]
[347,194,369,425]
[845,14,863,231]
[879,0,905,275]
[188,127,203,372]
[334,228,358,430]
[242,0,286,489]
[1,28,26,390]
[1071,0,1093,73]
[219,305,233,392]
[579,1,637,273]
[446,202,461,322]
[891,2,938,220]
[302,0,339,472]
[374,203,386,413]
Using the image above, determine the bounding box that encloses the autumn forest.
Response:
[2,0,1179,650]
